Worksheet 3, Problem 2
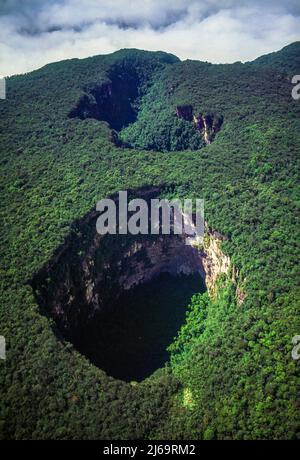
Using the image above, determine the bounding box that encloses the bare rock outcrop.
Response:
[30,187,237,339]
[176,105,223,144]
[200,233,231,295]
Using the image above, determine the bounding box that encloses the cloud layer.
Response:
[1,0,300,76]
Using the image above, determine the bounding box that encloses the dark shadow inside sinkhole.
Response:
[30,187,207,382]
[76,272,205,382]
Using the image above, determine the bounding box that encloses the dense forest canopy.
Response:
[0,44,299,439]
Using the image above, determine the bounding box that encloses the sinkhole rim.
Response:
[29,186,208,382]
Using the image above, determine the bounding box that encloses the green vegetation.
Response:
[120,111,206,151]
[77,273,205,383]
[0,44,299,439]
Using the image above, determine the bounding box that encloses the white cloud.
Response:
[0,0,299,76]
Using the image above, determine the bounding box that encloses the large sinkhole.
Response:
[68,63,223,152]
[31,187,207,382]
[68,70,139,131]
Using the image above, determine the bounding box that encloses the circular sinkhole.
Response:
[30,187,207,382]
[68,63,223,153]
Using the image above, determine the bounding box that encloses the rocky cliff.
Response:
[31,209,231,343]
[200,232,231,294]
[176,105,223,144]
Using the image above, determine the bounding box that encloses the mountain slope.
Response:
[250,41,300,74]
[0,43,299,440]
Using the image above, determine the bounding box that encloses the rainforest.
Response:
[0,42,300,440]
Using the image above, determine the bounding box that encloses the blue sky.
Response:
[1,0,300,76]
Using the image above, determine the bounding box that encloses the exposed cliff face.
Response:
[200,232,231,294]
[69,88,222,151]
[68,69,139,130]
[31,228,206,339]
[176,105,223,144]
[30,187,232,363]
[31,233,230,337]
